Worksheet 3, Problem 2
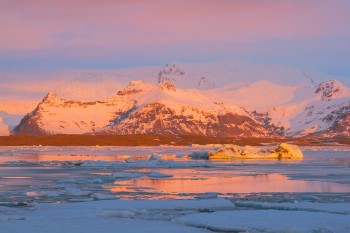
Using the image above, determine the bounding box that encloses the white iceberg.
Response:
[208,143,303,160]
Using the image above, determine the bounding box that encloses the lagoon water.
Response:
[1,146,350,205]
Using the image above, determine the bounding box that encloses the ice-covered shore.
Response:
[2,199,350,233]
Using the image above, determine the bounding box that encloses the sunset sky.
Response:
[1,0,350,78]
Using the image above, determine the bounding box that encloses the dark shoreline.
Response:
[0,135,349,146]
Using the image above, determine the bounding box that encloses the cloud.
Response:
[0,117,9,136]
[1,0,350,51]
[0,0,349,77]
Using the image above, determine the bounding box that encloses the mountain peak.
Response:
[43,92,59,102]
[117,80,146,96]
[158,63,186,84]
[157,62,215,90]
[315,80,347,100]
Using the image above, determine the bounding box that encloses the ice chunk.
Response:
[188,151,209,159]
[98,210,135,218]
[181,210,350,232]
[112,172,143,179]
[65,186,92,196]
[234,201,350,215]
[26,191,60,197]
[149,153,163,161]
[196,192,219,199]
[208,143,303,160]
[92,193,117,200]
[0,216,26,221]
[277,143,304,159]
[147,172,173,178]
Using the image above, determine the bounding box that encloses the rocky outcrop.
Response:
[315,80,346,101]
[102,103,276,137]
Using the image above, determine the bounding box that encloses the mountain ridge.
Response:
[2,61,350,137]
[12,78,350,138]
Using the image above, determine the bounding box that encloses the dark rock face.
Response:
[102,103,278,137]
[159,81,176,91]
[314,105,350,137]
[315,80,343,101]
[12,110,49,136]
[14,98,278,137]
[158,63,186,84]
[325,113,350,137]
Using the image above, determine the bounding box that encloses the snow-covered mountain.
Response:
[2,60,350,137]
[12,78,350,137]
[0,67,160,135]
[266,80,350,137]
[13,81,278,137]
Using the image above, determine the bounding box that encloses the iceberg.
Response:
[208,143,303,160]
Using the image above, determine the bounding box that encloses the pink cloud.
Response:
[0,0,349,51]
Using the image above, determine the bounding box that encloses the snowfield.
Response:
[1,145,350,232]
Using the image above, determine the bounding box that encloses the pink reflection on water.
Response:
[108,169,350,198]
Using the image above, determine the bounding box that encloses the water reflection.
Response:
[0,154,129,163]
[1,151,350,202]
[107,169,350,198]
[0,154,182,163]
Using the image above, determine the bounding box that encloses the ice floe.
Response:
[180,209,350,232]
[208,143,304,160]
[233,201,350,215]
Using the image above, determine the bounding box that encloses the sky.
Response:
[1,0,350,78]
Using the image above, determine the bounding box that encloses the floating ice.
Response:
[65,186,92,196]
[0,216,26,221]
[196,192,219,199]
[112,172,143,179]
[188,151,209,159]
[92,193,117,200]
[233,201,350,215]
[26,191,60,197]
[149,153,163,161]
[180,209,350,232]
[208,143,304,160]
[147,172,173,178]
[99,210,135,218]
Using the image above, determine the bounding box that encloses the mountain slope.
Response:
[206,80,313,110]
[13,92,136,135]
[266,80,350,137]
